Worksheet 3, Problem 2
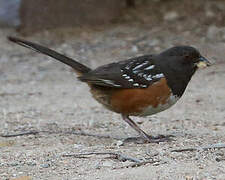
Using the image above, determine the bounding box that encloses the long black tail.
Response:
[8,36,91,74]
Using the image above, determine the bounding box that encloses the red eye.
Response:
[184,54,190,59]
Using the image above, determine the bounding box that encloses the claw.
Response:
[122,135,174,144]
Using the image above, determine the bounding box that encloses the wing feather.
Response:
[79,55,164,88]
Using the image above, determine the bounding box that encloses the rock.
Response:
[0,140,15,147]
[19,0,125,33]
[206,10,215,17]
[10,176,32,180]
[148,39,160,46]
[27,161,37,166]
[94,161,102,169]
[102,161,113,167]
[131,45,138,53]
[40,163,50,168]
[207,26,225,40]
[207,26,220,39]
[11,162,19,166]
[116,140,124,146]
[0,0,21,27]
[163,11,178,21]
[185,176,194,180]
[73,143,85,149]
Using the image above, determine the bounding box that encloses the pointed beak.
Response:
[196,56,212,68]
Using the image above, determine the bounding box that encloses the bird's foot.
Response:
[123,134,174,144]
[146,134,175,143]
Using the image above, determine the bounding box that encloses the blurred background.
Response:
[0,0,225,179]
[1,0,225,57]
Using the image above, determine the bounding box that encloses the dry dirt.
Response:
[0,0,225,179]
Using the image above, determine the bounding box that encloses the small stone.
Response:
[206,10,215,17]
[27,161,36,166]
[102,161,113,167]
[87,118,95,127]
[11,162,19,166]
[116,140,124,146]
[185,176,194,180]
[73,143,85,149]
[11,176,32,180]
[148,39,160,46]
[215,157,221,162]
[40,163,50,168]
[154,46,161,51]
[131,45,138,53]
[136,119,144,124]
[207,26,219,39]
[223,34,225,40]
[164,11,178,21]
[94,162,101,169]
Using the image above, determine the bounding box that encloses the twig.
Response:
[62,152,163,169]
[67,131,122,140]
[0,131,39,137]
[171,143,225,152]
[0,130,121,140]
[114,160,160,169]
[62,152,142,163]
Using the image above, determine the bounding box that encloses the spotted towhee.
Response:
[8,36,211,143]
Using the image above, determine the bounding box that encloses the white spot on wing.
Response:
[143,74,152,81]
[152,73,164,79]
[133,70,139,74]
[100,79,121,87]
[144,65,155,70]
[147,75,152,81]
[140,84,147,88]
[128,79,134,82]
[133,83,139,86]
[132,61,148,70]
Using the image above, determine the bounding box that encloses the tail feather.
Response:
[8,36,91,74]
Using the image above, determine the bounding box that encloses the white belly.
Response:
[139,95,179,116]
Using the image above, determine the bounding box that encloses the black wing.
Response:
[79,55,165,88]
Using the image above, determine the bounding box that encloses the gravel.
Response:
[1,0,225,179]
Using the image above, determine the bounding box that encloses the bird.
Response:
[8,36,211,143]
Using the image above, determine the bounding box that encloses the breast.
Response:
[110,78,179,116]
[139,94,178,116]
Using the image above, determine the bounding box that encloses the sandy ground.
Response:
[0,1,225,179]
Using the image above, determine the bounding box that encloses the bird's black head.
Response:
[160,46,211,69]
[157,46,211,97]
